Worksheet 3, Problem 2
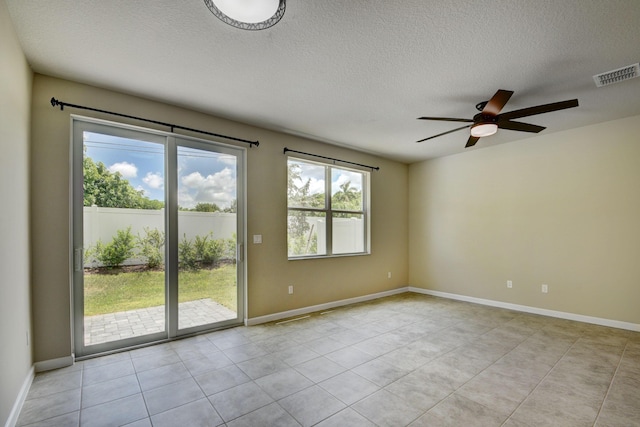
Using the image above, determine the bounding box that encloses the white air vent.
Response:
[593,63,640,87]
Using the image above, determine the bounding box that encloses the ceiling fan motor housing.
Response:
[473,113,498,124]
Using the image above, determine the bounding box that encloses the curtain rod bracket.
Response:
[51,97,64,110]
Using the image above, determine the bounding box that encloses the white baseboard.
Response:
[5,366,34,427]
[409,287,640,332]
[246,286,640,331]
[245,287,409,326]
[33,355,75,373]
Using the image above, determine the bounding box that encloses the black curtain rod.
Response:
[283,148,379,171]
[50,97,259,147]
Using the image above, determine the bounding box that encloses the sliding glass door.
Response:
[73,118,245,357]
[176,143,239,330]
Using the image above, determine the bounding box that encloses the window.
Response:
[287,157,370,258]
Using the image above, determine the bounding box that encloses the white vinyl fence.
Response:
[84,207,364,265]
[306,217,365,254]
[83,206,236,266]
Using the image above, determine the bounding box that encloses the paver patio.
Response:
[84,299,237,345]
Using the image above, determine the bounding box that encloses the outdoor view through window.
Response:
[287,157,369,258]
[79,128,239,352]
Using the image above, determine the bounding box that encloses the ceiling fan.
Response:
[417,89,579,148]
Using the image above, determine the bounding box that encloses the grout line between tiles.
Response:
[500,333,583,426]
[591,340,628,426]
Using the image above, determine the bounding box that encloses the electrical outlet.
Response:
[542,284,548,293]
[507,280,513,289]
[388,272,392,279]
[288,285,294,295]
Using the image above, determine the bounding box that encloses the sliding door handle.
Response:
[237,243,244,263]
[74,248,83,272]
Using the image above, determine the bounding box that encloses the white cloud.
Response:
[217,154,237,166]
[143,172,164,189]
[292,176,325,197]
[332,171,362,194]
[108,161,137,178]
[181,171,206,188]
[179,168,236,209]
[308,177,325,195]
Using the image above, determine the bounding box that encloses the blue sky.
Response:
[83,132,237,209]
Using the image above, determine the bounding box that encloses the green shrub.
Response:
[137,227,164,269]
[222,234,237,261]
[178,234,198,270]
[90,227,136,268]
[194,233,223,266]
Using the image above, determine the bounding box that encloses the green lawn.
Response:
[83,264,236,316]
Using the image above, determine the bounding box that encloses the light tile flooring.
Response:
[17,293,640,426]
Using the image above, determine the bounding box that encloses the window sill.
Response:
[288,252,371,261]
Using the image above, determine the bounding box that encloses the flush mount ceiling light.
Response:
[204,0,285,30]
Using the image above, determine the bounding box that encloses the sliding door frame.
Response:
[71,115,246,358]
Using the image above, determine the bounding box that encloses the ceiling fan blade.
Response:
[465,136,480,148]
[417,117,474,123]
[497,120,546,133]
[416,124,472,143]
[482,89,514,115]
[498,99,579,121]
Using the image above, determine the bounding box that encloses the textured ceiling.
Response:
[6,0,640,163]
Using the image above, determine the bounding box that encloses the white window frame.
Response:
[287,156,371,259]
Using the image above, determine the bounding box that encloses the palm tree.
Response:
[333,181,360,210]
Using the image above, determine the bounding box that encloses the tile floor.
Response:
[17,293,640,426]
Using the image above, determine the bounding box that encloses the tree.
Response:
[223,199,237,213]
[193,202,221,212]
[83,155,163,209]
[332,180,361,211]
[287,162,318,255]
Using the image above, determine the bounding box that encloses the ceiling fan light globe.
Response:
[470,123,498,137]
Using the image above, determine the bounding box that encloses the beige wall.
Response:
[30,74,409,363]
[409,115,640,324]
[0,1,33,424]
